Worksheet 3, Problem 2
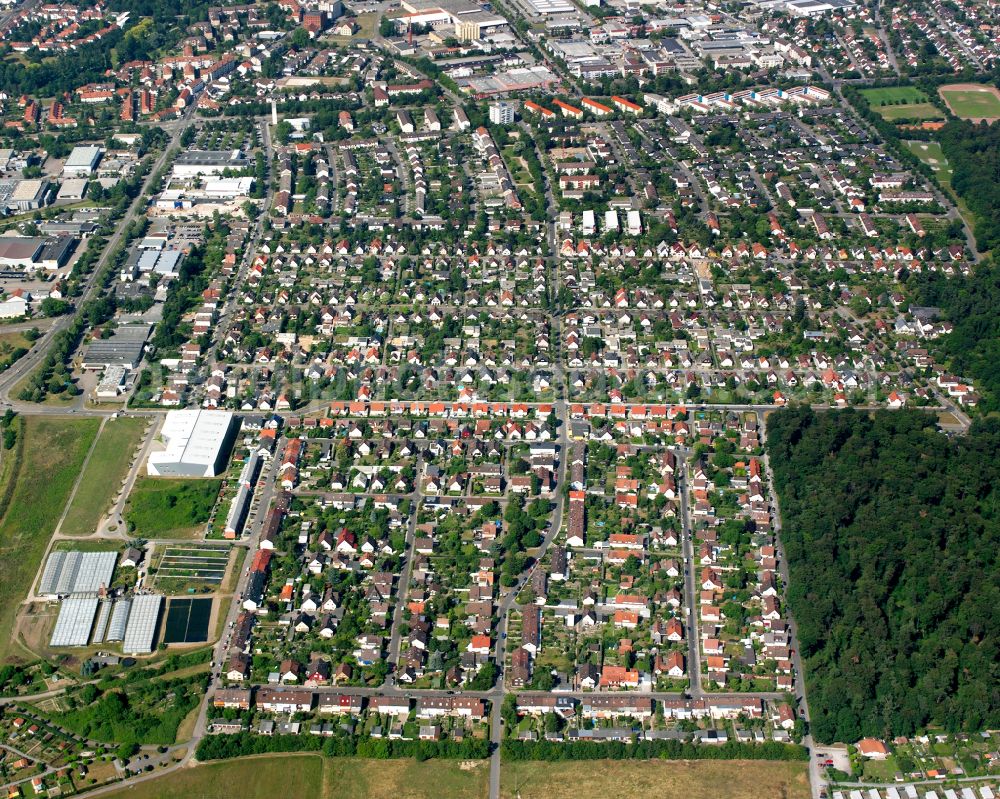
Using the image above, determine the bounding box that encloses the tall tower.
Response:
[271,98,278,126]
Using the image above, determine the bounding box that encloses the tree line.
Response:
[195,731,490,762]
[501,739,808,762]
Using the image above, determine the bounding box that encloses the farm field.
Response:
[0,416,100,662]
[151,544,231,593]
[124,477,221,538]
[939,83,1000,121]
[97,755,488,799]
[500,760,810,799]
[61,416,149,535]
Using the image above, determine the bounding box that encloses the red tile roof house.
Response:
[857,738,889,760]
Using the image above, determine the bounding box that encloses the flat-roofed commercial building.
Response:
[63,145,103,177]
[6,179,49,211]
[171,150,249,178]
[0,237,44,268]
[147,410,236,478]
[82,324,152,370]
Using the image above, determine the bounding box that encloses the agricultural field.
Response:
[124,477,222,538]
[939,84,1000,121]
[500,760,810,799]
[97,755,488,799]
[150,543,231,593]
[61,416,149,535]
[0,416,100,663]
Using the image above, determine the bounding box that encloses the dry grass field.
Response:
[500,759,810,799]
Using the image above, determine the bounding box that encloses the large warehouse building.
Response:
[147,409,235,478]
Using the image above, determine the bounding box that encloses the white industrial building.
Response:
[62,145,103,177]
[147,409,235,477]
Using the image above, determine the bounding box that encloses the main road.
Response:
[0,104,197,408]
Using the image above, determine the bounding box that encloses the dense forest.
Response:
[909,260,1000,414]
[938,120,1000,253]
[767,407,1000,744]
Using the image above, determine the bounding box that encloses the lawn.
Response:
[939,85,1000,120]
[861,86,930,105]
[904,140,953,185]
[905,139,978,230]
[61,417,149,536]
[875,103,944,121]
[862,755,900,781]
[500,760,810,799]
[96,756,488,799]
[0,416,100,663]
[861,87,944,122]
[124,477,221,538]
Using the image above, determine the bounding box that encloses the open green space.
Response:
[905,140,953,184]
[862,755,901,781]
[124,477,221,538]
[861,87,944,122]
[861,85,929,104]
[97,755,488,799]
[500,759,809,799]
[0,416,100,663]
[61,416,148,535]
[939,85,1000,119]
[875,103,943,121]
[48,668,205,745]
[905,139,976,230]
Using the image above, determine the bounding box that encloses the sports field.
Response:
[861,87,944,122]
[939,83,1000,121]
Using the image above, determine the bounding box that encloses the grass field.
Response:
[326,758,488,798]
[0,416,100,663]
[500,760,810,799]
[905,140,953,184]
[862,86,929,104]
[876,103,943,121]
[905,139,978,230]
[939,84,1000,120]
[125,477,221,538]
[861,87,945,122]
[61,417,148,536]
[97,755,488,799]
